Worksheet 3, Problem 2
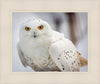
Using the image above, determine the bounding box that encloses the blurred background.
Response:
[12,13,88,72]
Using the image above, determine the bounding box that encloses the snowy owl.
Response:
[17,18,87,72]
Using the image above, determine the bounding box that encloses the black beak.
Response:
[33,32,37,38]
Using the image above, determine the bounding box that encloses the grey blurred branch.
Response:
[54,18,62,32]
[66,13,78,45]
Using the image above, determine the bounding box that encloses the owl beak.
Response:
[33,32,37,38]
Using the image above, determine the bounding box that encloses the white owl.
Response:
[17,18,87,72]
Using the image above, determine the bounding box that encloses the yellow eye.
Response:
[38,25,44,30]
[25,27,31,31]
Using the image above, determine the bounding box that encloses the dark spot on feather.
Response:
[64,51,69,54]
[67,51,69,53]
[65,57,68,59]
[58,58,60,60]
[63,68,64,70]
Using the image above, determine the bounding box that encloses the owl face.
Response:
[20,19,52,39]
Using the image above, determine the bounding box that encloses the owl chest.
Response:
[22,44,51,66]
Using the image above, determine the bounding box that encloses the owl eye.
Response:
[38,25,44,30]
[25,27,31,31]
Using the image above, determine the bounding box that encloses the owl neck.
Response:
[42,31,64,46]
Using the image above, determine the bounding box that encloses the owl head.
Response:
[19,19,52,40]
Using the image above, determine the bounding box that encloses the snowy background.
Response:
[12,13,88,72]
